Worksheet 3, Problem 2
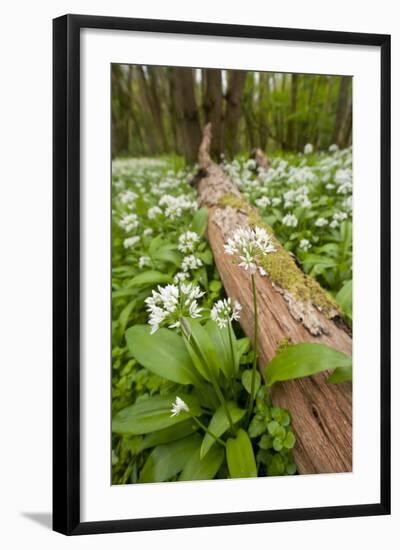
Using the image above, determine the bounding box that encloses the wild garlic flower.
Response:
[299,239,311,251]
[181,255,203,273]
[315,217,328,227]
[148,206,162,220]
[145,283,204,333]
[329,144,339,153]
[224,226,276,276]
[159,194,197,220]
[178,231,200,253]
[255,196,271,209]
[173,271,189,283]
[119,213,139,232]
[170,396,189,417]
[304,143,314,155]
[143,227,153,237]
[282,214,298,228]
[119,189,137,206]
[138,256,151,268]
[123,235,140,249]
[211,298,242,329]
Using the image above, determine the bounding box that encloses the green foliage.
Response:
[265,342,352,387]
[200,403,246,459]
[226,429,257,479]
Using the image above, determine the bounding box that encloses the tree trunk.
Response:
[196,124,352,475]
[171,68,202,163]
[224,70,247,158]
[332,76,351,147]
[258,72,269,151]
[203,69,223,161]
[287,74,298,150]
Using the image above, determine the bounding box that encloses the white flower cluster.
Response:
[178,231,200,253]
[315,217,328,228]
[211,298,242,329]
[145,283,204,334]
[170,396,189,417]
[118,189,137,206]
[138,256,150,268]
[224,226,276,275]
[119,213,139,233]
[181,255,203,273]
[282,214,298,228]
[255,196,271,209]
[304,143,314,155]
[299,239,311,251]
[159,194,197,220]
[335,169,352,194]
[123,236,140,249]
[148,206,162,220]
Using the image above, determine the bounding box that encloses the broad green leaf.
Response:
[191,208,208,236]
[226,429,257,479]
[126,325,198,385]
[118,299,136,334]
[181,318,220,380]
[336,280,352,321]
[179,444,224,481]
[138,419,198,452]
[139,433,201,483]
[328,365,352,384]
[205,320,237,379]
[265,342,352,387]
[237,337,250,360]
[241,369,261,395]
[112,394,201,435]
[200,402,245,459]
[151,247,181,267]
[128,270,171,288]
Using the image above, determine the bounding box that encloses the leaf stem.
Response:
[190,414,226,447]
[246,274,259,425]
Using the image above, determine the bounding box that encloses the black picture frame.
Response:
[53,13,391,535]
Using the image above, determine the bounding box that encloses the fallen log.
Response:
[196,124,352,474]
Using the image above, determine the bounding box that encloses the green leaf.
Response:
[138,419,199,452]
[139,433,201,483]
[328,365,352,383]
[112,394,201,435]
[126,325,198,385]
[191,208,208,236]
[241,370,261,395]
[226,429,257,479]
[283,430,296,449]
[179,444,225,481]
[181,318,220,381]
[336,280,352,321]
[237,337,250,361]
[265,343,352,387]
[200,403,246,459]
[118,299,136,334]
[152,247,181,267]
[128,270,171,288]
[205,320,237,379]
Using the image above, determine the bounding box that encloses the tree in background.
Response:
[111,65,352,162]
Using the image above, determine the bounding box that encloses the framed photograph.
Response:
[53,14,391,535]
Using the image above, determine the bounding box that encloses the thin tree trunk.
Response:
[287,73,298,150]
[258,72,269,151]
[332,76,351,147]
[171,68,201,163]
[224,70,247,158]
[195,124,352,474]
[203,69,223,161]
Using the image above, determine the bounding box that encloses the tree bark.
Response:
[171,68,202,163]
[203,69,223,161]
[224,70,247,158]
[332,76,351,147]
[287,74,298,150]
[196,124,352,475]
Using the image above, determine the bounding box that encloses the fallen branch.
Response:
[196,124,352,474]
